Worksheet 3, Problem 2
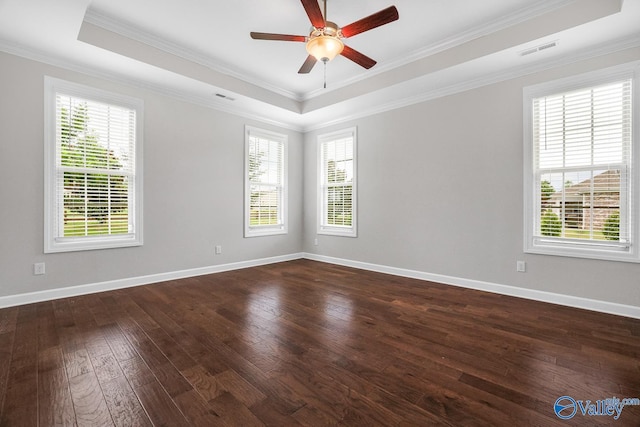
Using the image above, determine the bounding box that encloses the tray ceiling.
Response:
[0,0,638,130]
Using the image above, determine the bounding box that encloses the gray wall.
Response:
[0,52,303,299]
[303,47,640,308]
[1,46,639,310]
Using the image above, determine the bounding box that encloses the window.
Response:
[244,126,287,237]
[44,77,143,253]
[523,62,639,262]
[318,128,357,237]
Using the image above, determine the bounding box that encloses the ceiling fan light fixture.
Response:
[250,3,399,73]
[306,35,344,62]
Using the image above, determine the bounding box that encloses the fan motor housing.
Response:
[310,21,341,38]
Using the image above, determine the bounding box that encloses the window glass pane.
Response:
[529,75,632,258]
[54,91,137,242]
[326,185,353,226]
[540,170,621,241]
[45,78,142,252]
[319,129,356,235]
[245,127,287,236]
[249,184,281,226]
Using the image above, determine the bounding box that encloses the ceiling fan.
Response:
[250,0,399,74]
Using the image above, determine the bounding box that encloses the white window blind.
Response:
[524,63,639,262]
[245,126,287,237]
[318,128,357,237]
[45,77,143,252]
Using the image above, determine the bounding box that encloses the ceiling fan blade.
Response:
[340,6,399,38]
[298,55,317,74]
[341,45,376,69]
[301,0,325,28]
[250,32,306,42]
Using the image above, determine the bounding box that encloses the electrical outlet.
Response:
[516,260,526,273]
[215,245,222,255]
[34,262,46,275]
[314,238,318,246]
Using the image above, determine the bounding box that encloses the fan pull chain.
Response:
[323,58,328,89]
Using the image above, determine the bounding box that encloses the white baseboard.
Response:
[0,253,304,309]
[3,251,639,320]
[303,253,640,320]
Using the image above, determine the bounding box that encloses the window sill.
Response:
[525,241,639,263]
[318,226,357,238]
[244,227,287,238]
[45,234,143,253]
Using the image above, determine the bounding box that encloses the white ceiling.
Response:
[0,0,639,130]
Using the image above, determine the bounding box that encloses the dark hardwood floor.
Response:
[0,259,639,426]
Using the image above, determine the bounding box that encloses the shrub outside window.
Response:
[523,63,639,262]
[44,77,143,253]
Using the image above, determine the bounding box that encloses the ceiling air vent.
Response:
[215,93,236,101]
[520,40,558,57]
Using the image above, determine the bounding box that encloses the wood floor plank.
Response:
[38,367,76,427]
[140,326,198,372]
[117,324,170,370]
[84,335,114,361]
[92,353,123,384]
[249,398,305,427]
[173,389,227,427]
[99,323,138,363]
[38,345,65,373]
[36,302,59,351]
[8,305,38,381]
[0,309,18,420]
[0,307,18,335]
[215,368,266,407]
[0,331,15,419]
[1,379,38,427]
[84,293,116,327]
[0,260,639,425]
[208,392,264,427]
[291,404,345,426]
[181,364,223,402]
[64,348,93,379]
[130,294,231,374]
[68,371,113,426]
[101,375,151,427]
[118,356,155,390]
[133,380,189,426]
[176,326,306,415]
[271,362,386,425]
[51,299,76,329]
[1,305,38,427]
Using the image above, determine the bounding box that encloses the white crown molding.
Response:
[85,1,574,103]
[83,9,303,102]
[1,26,637,133]
[303,253,640,319]
[0,39,304,132]
[302,34,640,132]
[303,0,576,100]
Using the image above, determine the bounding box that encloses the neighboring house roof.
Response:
[549,170,620,203]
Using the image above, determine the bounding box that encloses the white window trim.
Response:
[523,61,640,263]
[244,126,288,237]
[317,127,358,237]
[44,77,144,253]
